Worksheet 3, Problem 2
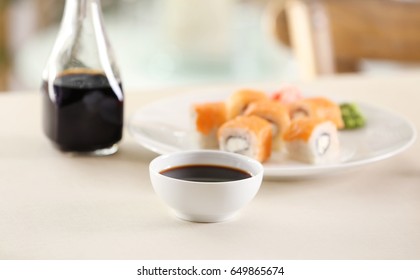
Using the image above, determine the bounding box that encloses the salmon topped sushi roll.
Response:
[226,89,268,119]
[218,116,272,163]
[192,102,227,149]
[283,118,340,164]
[244,100,290,150]
[288,97,344,129]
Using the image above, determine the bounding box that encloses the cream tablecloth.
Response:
[0,72,419,259]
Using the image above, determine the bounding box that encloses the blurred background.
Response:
[0,0,298,91]
[1,0,420,92]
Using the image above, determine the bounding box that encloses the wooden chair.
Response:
[270,0,420,79]
[0,3,10,91]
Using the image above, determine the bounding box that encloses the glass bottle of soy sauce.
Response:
[41,0,123,156]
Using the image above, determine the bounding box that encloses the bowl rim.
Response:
[149,150,264,185]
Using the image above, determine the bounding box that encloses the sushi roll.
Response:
[283,118,340,164]
[226,89,268,119]
[218,116,272,163]
[192,102,227,149]
[243,100,291,150]
[288,97,344,129]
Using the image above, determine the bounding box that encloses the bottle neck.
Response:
[61,0,122,100]
[44,0,122,100]
[62,0,103,28]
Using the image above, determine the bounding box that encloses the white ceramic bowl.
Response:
[149,150,264,223]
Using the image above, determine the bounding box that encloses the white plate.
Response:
[128,90,417,178]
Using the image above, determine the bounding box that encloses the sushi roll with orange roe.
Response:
[243,100,290,150]
[218,116,272,163]
[283,118,340,164]
[288,97,344,129]
[226,89,268,119]
[192,102,227,149]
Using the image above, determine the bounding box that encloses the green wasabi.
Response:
[340,103,366,129]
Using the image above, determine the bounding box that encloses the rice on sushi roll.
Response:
[218,115,272,163]
[283,118,340,164]
[192,102,227,149]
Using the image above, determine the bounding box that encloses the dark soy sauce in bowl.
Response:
[160,164,252,182]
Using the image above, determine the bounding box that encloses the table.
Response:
[0,72,419,260]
